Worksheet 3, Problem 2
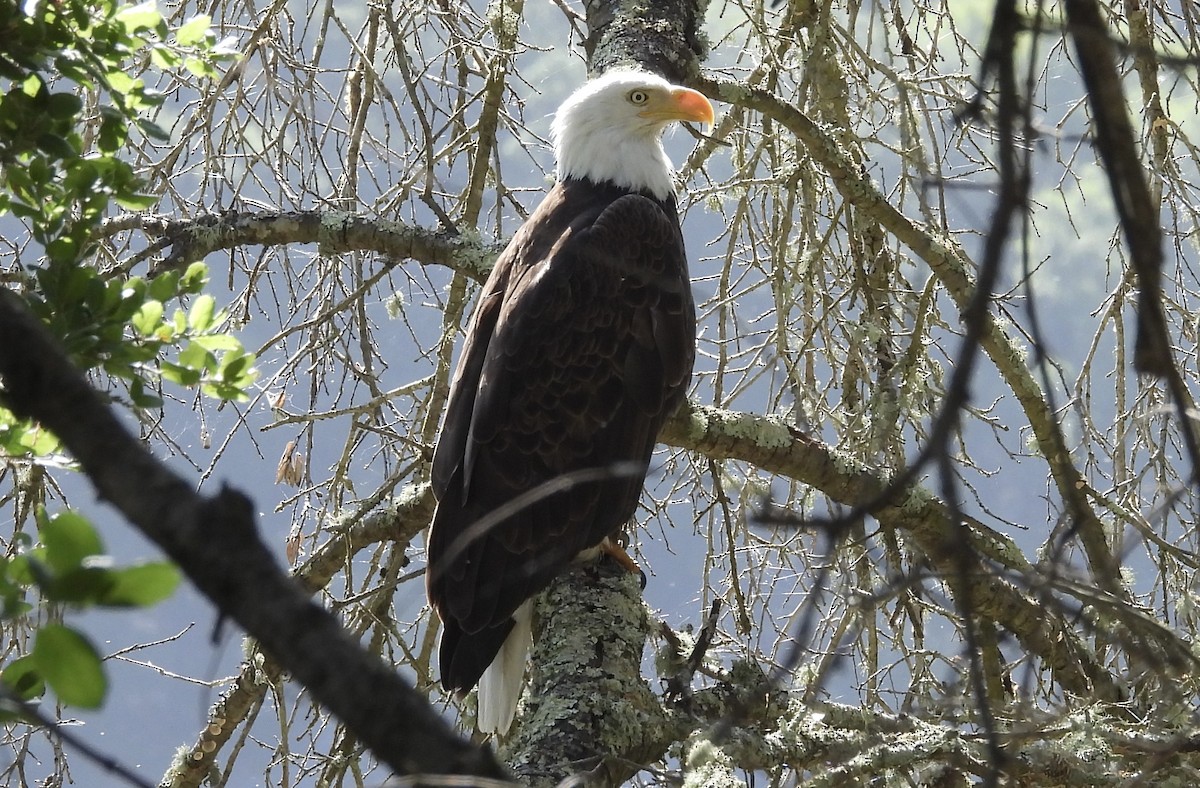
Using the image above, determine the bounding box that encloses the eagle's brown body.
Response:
[427,177,695,694]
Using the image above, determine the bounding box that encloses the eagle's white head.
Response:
[551,69,714,201]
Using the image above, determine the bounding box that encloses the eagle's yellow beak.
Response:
[641,87,715,130]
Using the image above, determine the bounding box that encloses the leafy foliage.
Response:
[0,0,251,425]
[0,0,245,723]
[0,508,180,713]
[0,1,235,229]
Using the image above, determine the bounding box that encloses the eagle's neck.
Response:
[554,127,675,201]
[556,176,676,208]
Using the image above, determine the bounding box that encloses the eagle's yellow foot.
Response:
[600,539,647,589]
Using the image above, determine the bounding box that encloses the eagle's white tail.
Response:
[476,600,532,734]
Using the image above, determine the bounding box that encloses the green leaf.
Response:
[219,351,257,388]
[44,566,117,604]
[149,45,180,70]
[1,596,32,619]
[122,277,147,300]
[179,262,209,293]
[6,555,39,588]
[20,73,42,97]
[202,380,246,401]
[114,191,158,210]
[175,15,212,47]
[32,625,106,708]
[36,133,76,159]
[116,4,164,33]
[98,562,181,607]
[45,92,83,119]
[152,322,177,342]
[20,424,60,456]
[179,341,216,372]
[45,236,80,265]
[184,56,217,79]
[161,361,201,387]
[188,293,216,331]
[105,70,137,98]
[129,378,164,409]
[137,118,171,141]
[147,270,180,302]
[1,655,45,702]
[41,511,104,574]
[191,333,241,352]
[96,107,129,152]
[8,200,37,219]
[132,299,164,335]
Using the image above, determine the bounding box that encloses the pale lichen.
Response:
[683,737,741,788]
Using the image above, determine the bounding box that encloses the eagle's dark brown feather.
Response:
[426,177,695,695]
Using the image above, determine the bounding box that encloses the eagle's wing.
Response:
[427,184,694,692]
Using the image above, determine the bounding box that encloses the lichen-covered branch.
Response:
[581,0,706,81]
[688,73,1119,598]
[660,400,1126,702]
[133,211,502,280]
[681,699,1150,786]
[499,565,663,786]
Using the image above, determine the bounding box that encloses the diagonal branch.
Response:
[660,401,1124,702]
[0,289,508,784]
[162,485,436,788]
[1063,0,1200,473]
[689,74,1121,595]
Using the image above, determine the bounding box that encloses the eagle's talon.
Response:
[604,537,643,575]
[600,538,646,588]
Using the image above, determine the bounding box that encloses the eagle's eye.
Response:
[627,89,650,106]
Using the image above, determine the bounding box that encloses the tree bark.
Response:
[582,0,707,81]
[500,565,664,787]
[162,484,437,788]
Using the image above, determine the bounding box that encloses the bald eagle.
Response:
[426,69,713,734]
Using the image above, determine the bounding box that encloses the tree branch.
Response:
[688,73,1122,600]
[683,699,1133,786]
[136,199,1132,710]
[500,564,664,786]
[162,485,437,788]
[1063,0,1200,470]
[660,400,1126,702]
[0,290,508,784]
[132,211,502,279]
[581,0,706,81]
